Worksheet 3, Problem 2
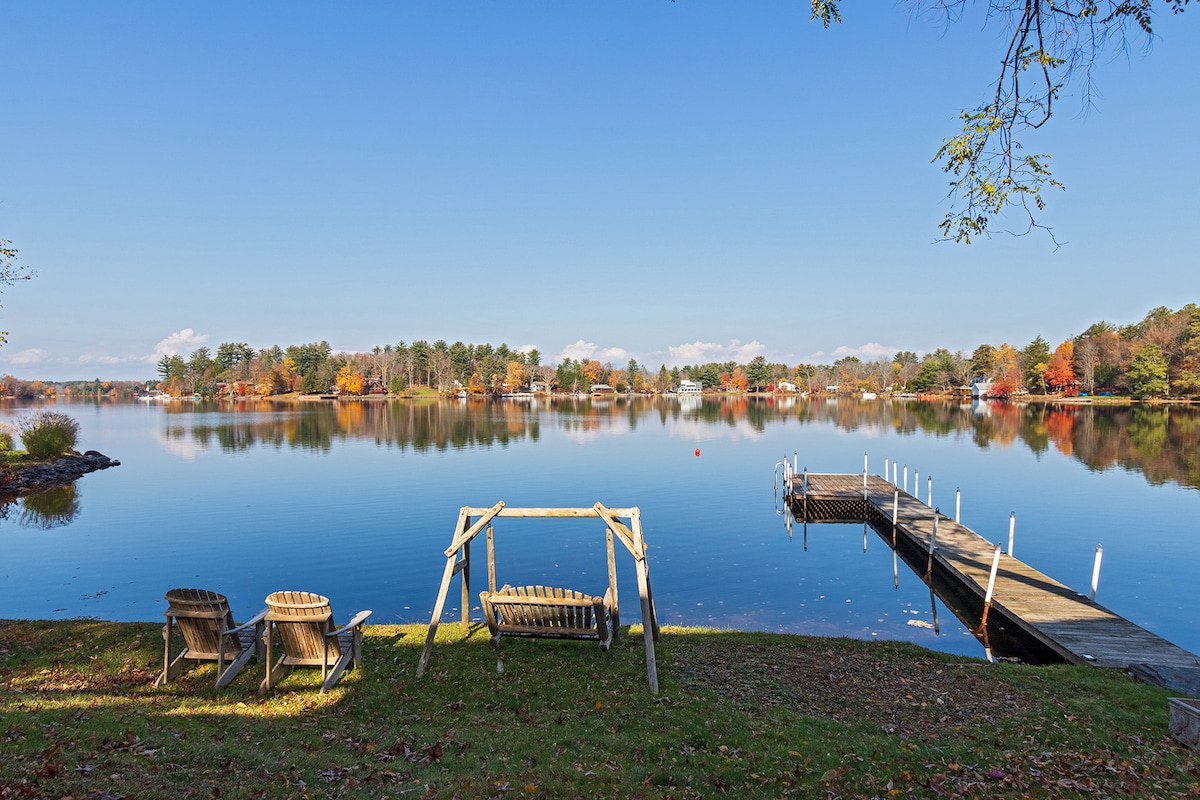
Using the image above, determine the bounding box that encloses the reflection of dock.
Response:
[788,473,1200,672]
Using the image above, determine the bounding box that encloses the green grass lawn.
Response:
[1,620,1196,798]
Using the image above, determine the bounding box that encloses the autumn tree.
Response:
[990,343,1022,396]
[581,360,606,387]
[336,365,365,395]
[505,360,528,392]
[730,367,749,392]
[1045,340,1077,395]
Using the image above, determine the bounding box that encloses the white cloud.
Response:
[829,342,897,361]
[8,348,48,365]
[668,340,765,366]
[515,344,540,355]
[77,354,124,365]
[151,328,208,360]
[598,346,629,361]
[558,339,597,361]
[554,340,631,365]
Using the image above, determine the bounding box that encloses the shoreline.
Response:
[0,451,120,500]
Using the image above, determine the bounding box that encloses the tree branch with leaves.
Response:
[810,0,1188,242]
[1,238,34,345]
[929,0,1188,242]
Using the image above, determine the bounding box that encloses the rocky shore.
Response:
[0,451,121,499]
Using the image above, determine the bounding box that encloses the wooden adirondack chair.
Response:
[154,588,267,688]
[259,591,371,695]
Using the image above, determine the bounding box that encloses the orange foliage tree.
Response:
[1045,340,1077,395]
[582,360,606,386]
[731,367,749,392]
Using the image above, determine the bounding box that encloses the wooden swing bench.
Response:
[480,585,612,650]
[418,502,660,693]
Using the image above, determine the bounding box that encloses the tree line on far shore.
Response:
[1,303,1197,401]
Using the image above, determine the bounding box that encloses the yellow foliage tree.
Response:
[336,365,365,396]
[505,360,528,392]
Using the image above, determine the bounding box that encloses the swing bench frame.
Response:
[415,501,661,693]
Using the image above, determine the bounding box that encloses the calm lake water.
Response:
[3,396,1198,662]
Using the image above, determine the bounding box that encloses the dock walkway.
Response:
[788,472,1200,672]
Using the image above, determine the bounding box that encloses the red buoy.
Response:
[694,448,701,457]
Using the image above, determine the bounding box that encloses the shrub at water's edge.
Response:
[17,411,79,459]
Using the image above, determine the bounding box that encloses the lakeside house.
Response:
[679,379,702,395]
[590,383,616,396]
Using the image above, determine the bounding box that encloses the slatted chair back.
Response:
[165,588,240,660]
[265,591,341,664]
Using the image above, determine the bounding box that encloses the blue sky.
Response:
[2,2,1197,381]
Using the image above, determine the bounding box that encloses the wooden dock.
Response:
[788,472,1200,673]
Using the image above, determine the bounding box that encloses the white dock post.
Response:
[884,457,889,480]
[1008,512,1016,557]
[927,476,932,506]
[981,543,1003,628]
[903,464,908,493]
[914,470,918,498]
[955,488,961,523]
[926,510,939,579]
[892,490,899,546]
[1090,544,1104,601]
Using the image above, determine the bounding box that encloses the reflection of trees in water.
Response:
[159,397,1200,490]
[14,484,81,529]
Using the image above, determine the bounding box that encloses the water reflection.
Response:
[3,484,82,529]
[160,397,1200,491]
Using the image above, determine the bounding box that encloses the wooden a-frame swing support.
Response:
[415,501,661,693]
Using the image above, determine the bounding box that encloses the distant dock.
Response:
[786,471,1200,674]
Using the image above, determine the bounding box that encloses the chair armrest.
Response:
[326,610,372,639]
[228,608,269,634]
